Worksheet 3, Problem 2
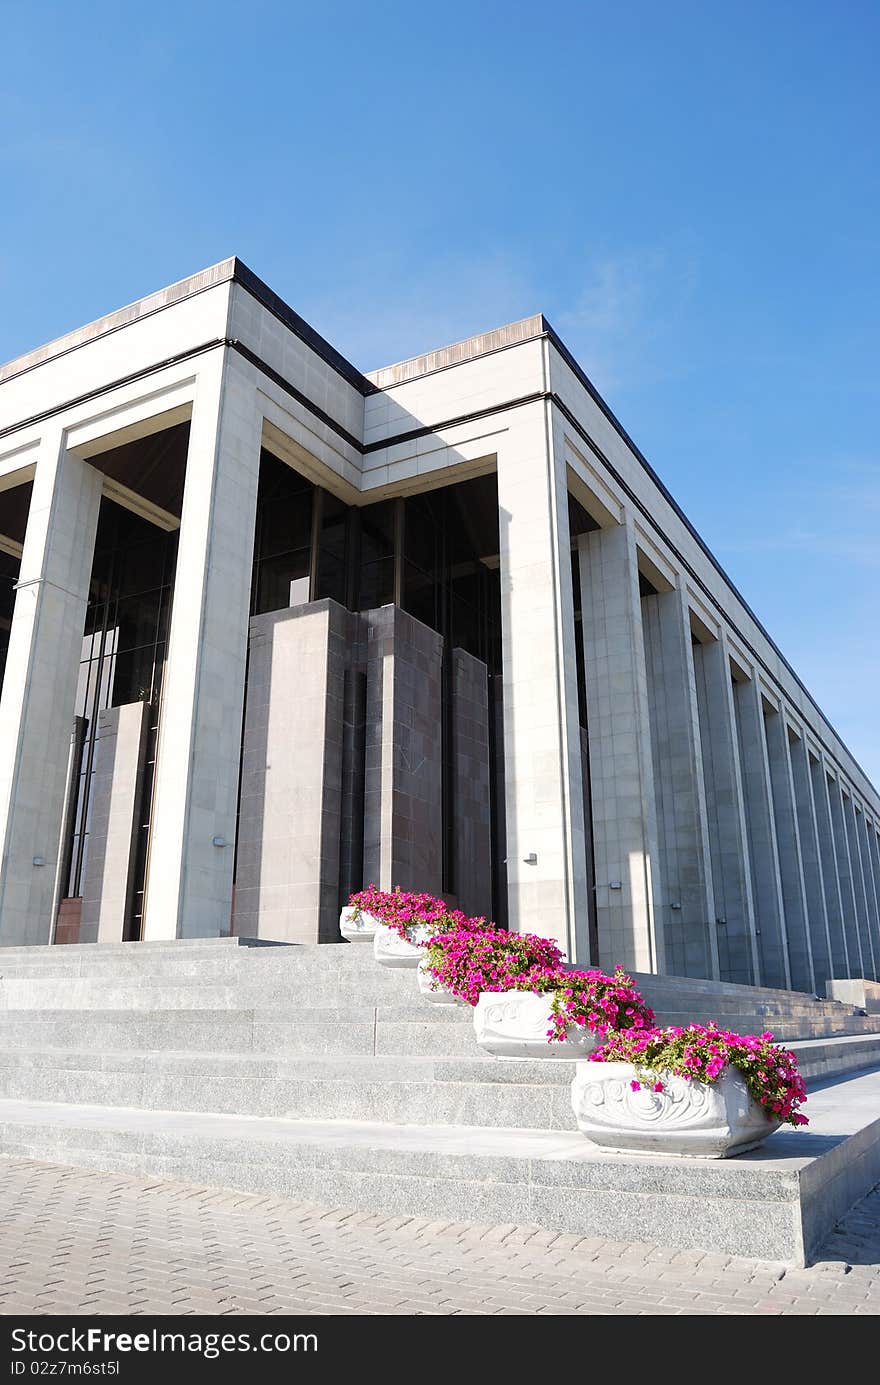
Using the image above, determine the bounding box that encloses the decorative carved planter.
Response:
[570,1061,781,1158]
[373,923,436,968]
[416,959,469,1007]
[473,990,599,1059]
[339,907,380,942]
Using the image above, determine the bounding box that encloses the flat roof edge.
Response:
[0,259,239,386]
[0,258,378,398]
[366,314,546,388]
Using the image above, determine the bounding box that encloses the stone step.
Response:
[0,972,420,1011]
[648,1010,880,1040]
[0,942,865,1015]
[0,1006,487,1058]
[1,1065,879,1265]
[2,1032,879,1131]
[0,990,875,1046]
[0,972,867,1027]
[0,1049,571,1130]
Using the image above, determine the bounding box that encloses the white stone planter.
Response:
[339,907,380,942]
[570,1061,781,1158]
[417,958,468,1007]
[473,990,599,1059]
[373,923,436,968]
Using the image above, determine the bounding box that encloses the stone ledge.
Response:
[0,1065,878,1265]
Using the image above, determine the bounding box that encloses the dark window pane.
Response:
[112,646,156,705]
[115,592,161,653]
[405,494,439,570]
[360,501,394,565]
[403,561,436,630]
[315,551,346,605]
[258,491,313,558]
[119,541,167,597]
[451,592,479,656]
[83,602,106,641]
[359,556,394,610]
[255,548,311,615]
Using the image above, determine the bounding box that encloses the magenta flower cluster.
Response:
[421,927,656,1040]
[348,885,484,939]
[420,927,564,1007]
[347,884,809,1128]
[591,1023,809,1126]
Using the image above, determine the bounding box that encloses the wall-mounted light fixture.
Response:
[522,853,538,866]
[32,856,45,867]
[716,917,727,926]
[670,902,682,910]
[212,836,228,849]
[609,880,622,891]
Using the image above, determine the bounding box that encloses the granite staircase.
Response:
[0,937,879,1264]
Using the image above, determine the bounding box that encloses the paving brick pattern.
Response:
[0,1156,878,1316]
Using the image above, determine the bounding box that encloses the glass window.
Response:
[403,561,436,630]
[255,548,310,616]
[359,556,394,610]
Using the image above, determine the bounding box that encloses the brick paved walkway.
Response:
[0,1156,877,1315]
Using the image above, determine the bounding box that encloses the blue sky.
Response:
[2,1,878,782]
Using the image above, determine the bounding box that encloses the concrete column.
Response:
[865,819,880,981]
[828,773,864,977]
[451,646,492,921]
[498,403,589,961]
[812,755,850,977]
[362,605,444,896]
[235,599,349,944]
[577,518,662,974]
[732,676,791,989]
[691,633,759,985]
[641,586,718,981]
[764,711,815,993]
[143,354,262,940]
[846,797,878,981]
[80,701,150,944]
[337,663,367,908]
[0,432,102,945]
[789,737,834,993]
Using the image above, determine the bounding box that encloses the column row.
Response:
[572,511,880,989]
[0,353,264,946]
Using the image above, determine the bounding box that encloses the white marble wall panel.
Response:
[641,587,718,980]
[828,774,864,978]
[80,701,150,945]
[788,735,834,991]
[0,432,102,944]
[692,633,758,984]
[577,518,662,973]
[764,711,815,993]
[499,400,589,960]
[732,677,791,989]
[143,352,263,939]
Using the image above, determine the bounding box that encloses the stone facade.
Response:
[0,258,878,987]
[235,600,351,944]
[362,605,444,898]
[451,647,492,921]
[80,701,149,945]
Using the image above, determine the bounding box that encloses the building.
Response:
[0,257,878,992]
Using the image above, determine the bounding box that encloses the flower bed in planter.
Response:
[338,905,380,942]
[419,928,655,1056]
[420,927,564,1007]
[572,1024,808,1157]
[416,958,469,1006]
[474,963,656,1058]
[344,887,486,968]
